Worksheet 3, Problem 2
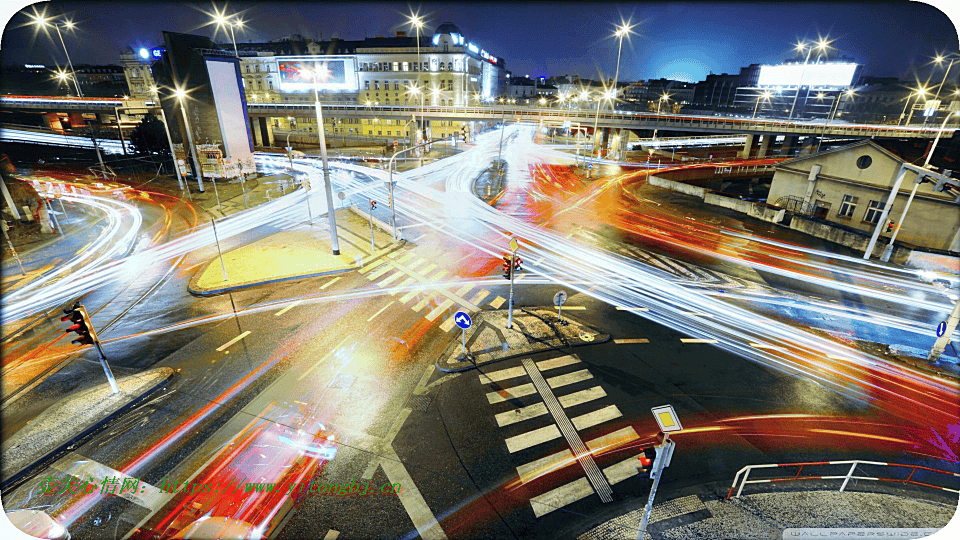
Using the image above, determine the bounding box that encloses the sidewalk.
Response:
[437,308,610,372]
[187,207,403,296]
[577,489,954,539]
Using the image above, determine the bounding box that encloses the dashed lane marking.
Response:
[274,300,301,316]
[615,306,649,312]
[469,290,490,305]
[320,276,341,289]
[298,336,350,381]
[367,301,395,322]
[490,296,506,309]
[323,531,340,540]
[613,338,649,344]
[554,305,586,310]
[216,330,251,352]
[495,402,549,427]
[425,298,454,321]
[681,338,719,344]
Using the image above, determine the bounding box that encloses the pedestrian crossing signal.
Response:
[501,255,512,279]
[638,447,657,476]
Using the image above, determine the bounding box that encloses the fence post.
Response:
[735,467,752,498]
[839,461,859,492]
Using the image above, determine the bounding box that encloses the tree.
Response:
[129,113,170,159]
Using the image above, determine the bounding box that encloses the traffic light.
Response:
[513,255,523,272]
[885,219,895,233]
[61,303,96,346]
[461,126,468,142]
[637,446,657,476]
[935,178,958,194]
[501,255,512,279]
[370,200,377,210]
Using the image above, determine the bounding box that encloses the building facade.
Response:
[767,140,960,252]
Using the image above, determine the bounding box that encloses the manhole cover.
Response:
[406,395,432,412]
[579,332,595,342]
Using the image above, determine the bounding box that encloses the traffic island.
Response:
[188,228,366,296]
[0,367,174,491]
[437,307,610,372]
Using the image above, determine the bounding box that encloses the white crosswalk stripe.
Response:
[474,354,649,517]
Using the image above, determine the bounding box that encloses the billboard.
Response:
[758,63,858,87]
[277,57,358,92]
[205,58,255,175]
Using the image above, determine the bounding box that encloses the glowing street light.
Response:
[610,19,636,109]
[753,90,772,118]
[900,85,928,125]
[173,86,205,192]
[789,37,831,118]
[407,12,427,164]
[211,8,244,57]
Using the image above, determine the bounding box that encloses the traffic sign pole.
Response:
[929,297,960,362]
[507,238,519,329]
[638,436,674,540]
[461,326,467,358]
[454,311,473,363]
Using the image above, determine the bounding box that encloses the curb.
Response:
[187,265,356,297]
[348,204,400,239]
[0,368,176,493]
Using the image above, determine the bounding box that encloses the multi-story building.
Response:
[623,79,695,109]
[121,22,506,144]
[506,76,556,103]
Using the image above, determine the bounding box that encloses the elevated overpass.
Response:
[1,95,953,140]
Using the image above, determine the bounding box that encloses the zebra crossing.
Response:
[358,248,506,328]
[479,354,648,518]
[616,244,743,286]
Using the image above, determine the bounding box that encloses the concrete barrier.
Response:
[703,192,785,224]
[647,175,706,198]
[905,250,960,273]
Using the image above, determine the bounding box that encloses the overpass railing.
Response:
[727,460,960,499]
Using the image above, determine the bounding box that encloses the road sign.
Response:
[651,405,683,433]
[554,291,567,306]
[509,237,519,252]
[337,191,346,200]
[454,311,472,329]
[588,164,594,170]
[937,321,947,338]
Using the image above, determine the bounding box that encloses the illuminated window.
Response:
[402,62,409,71]
[393,62,399,71]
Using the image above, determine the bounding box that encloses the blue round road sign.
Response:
[454,311,472,329]
[937,321,947,338]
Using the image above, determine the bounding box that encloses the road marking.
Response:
[429,269,448,282]
[420,263,437,275]
[749,342,781,349]
[681,338,718,344]
[558,386,607,408]
[358,259,386,274]
[406,258,426,271]
[378,270,406,288]
[367,264,395,280]
[299,337,349,381]
[412,293,436,312]
[392,277,417,296]
[613,338,650,344]
[535,355,580,372]
[51,452,166,510]
[615,306,649,312]
[399,286,421,303]
[487,383,538,404]
[469,290,490,305]
[367,301,395,322]
[454,284,473,297]
[216,330,251,352]
[517,448,575,484]
[529,477,594,518]
[684,312,714,318]
[505,424,562,453]
[603,454,646,485]
[495,402,549,427]
[320,276,341,289]
[439,317,456,332]
[490,296,506,308]
[570,404,622,430]
[554,305,585,310]
[546,369,593,389]
[412,233,426,242]
[323,531,340,540]
[395,252,415,264]
[379,448,448,540]
[522,359,612,503]
[274,300,301,316]
[425,298,454,321]
[480,366,529,384]
[584,426,639,454]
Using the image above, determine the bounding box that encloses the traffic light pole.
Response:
[77,304,119,394]
[507,249,517,329]
[638,435,676,539]
[369,200,376,251]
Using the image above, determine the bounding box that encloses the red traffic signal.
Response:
[513,256,522,270]
[501,255,512,279]
[638,446,657,475]
[371,200,377,210]
[61,304,95,346]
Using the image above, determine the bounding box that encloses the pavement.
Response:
[577,489,955,539]
[437,307,610,372]
[0,367,174,491]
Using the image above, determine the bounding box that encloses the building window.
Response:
[394,81,399,91]
[863,200,885,224]
[439,63,445,71]
[392,62,399,71]
[402,62,409,71]
[375,81,380,90]
[268,80,273,89]
[856,155,872,169]
[257,80,262,90]
[837,195,858,218]
[365,81,370,90]
[447,62,453,71]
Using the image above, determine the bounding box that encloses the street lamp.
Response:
[305,65,341,255]
[212,9,244,57]
[789,38,830,119]
[30,13,108,177]
[611,20,636,109]
[901,85,929,125]
[816,88,855,152]
[753,90,773,118]
[408,12,426,164]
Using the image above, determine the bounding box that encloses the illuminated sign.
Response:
[468,43,479,54]
[758,63,858,88]
[481,49,489,59]
[276,57,358,92]
[139,48,149,59]
[24,64,45,69]
[151,48,164,58]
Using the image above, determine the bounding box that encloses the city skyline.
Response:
[1,1,958,86]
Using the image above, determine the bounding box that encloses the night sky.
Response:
[1,1,958,84]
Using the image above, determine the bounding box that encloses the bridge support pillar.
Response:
[780,136,799,155]
[738,134,756,158]
[251,117,274,148]
[798,136,818,156]
[757,135,773,158]
[599,128,611,158]
[43,113,63,131]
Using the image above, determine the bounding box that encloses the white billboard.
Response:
[758,63,858,87]
[205,59,255,175]
[277,56,358,93]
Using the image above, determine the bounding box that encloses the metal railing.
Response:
[727,460,960,499]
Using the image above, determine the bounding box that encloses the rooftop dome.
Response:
[434,22,461,35]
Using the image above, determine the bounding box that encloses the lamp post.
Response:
[591,89,615,159]
[409,14,426,166]
[31,14,108,178]
[652,93,670,141]
[611,21,635,110]
[789,39,829,119]
[308,65,341,255]
[174,88,205,192]
[899,86,928,125]
[929,53,960,123]
[816,88,855,153]
[753,90,772,118]
[213,11,244,57]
